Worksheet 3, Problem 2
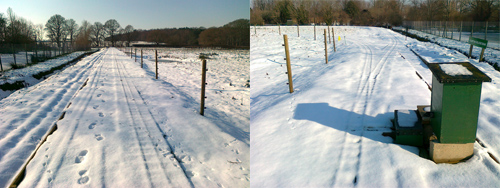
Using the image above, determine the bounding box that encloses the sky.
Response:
[0,0,249,30]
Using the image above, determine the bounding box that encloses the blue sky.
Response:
[0,0,249,29]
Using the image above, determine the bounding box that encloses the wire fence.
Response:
[0,42,82,72]
[403,21,500,50]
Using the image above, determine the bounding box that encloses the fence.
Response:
[0,41,82,72]
[403,21,500,50]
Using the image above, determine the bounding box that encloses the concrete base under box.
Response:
[430,141,474,163]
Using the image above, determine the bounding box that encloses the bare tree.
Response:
[45,14,66,47]
[124,25,134,47]
[65,19,78,49]
[75,20,92,50]
[104,19,120,47]
[91,22,104,47]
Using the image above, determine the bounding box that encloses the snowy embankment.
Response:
[251,26,500,187]
[0,48,249,187]
[0,51,88,99]
[394,27,500,66]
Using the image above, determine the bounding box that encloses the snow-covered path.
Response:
[1,48,249,187]
[251,26,500,187]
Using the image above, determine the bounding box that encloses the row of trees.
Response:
[0,8,135,51]
[117,19,250,48]
[1,8,249,51]
[251,0,499,26]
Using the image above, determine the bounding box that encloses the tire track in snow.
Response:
[332,35,398,187]
[112,51,194,187]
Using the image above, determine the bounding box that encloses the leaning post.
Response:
[283,35,294,93]
[200,59,207,116]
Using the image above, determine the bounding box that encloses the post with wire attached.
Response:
[200,59,207,115]
[155,49,158,79]
[324,29,328,64]
[141,49,143,68]
[283,35,294,93]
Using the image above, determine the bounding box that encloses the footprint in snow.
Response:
[92,105,99,109]
[75,150,88,164]
[88,122,96,129]
[95,134,104,141]
[77,170,90,184]
[97,94,102,97]
[98,112,104,117]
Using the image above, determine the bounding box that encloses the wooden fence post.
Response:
[332,27,336,52]
[324,29,328,64]
[12,44,17,66]
[135,48,137,62]
[314,20,316,40]
[155,49,158,79]
[141,49,143,68]
[328,25,331,44]
[200,59,207,115]
[0,56,3,72]
[480,48,485,62]
[468,44,473,59]
[283,35,294,93]
[130,48,133,58]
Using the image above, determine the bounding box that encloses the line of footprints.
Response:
[75,150,89,184]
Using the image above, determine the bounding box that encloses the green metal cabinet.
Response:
[428,62,491,143]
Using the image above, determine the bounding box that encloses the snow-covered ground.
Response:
[0,48,249,187]
[251,26,500,187]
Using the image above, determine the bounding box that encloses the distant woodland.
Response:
[251,0,499,26]
[120,19,250,48]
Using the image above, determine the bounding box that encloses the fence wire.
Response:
[404,21,500,50]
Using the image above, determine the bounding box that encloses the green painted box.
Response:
[428,62,491,143]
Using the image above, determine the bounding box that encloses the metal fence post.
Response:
[12,44,17,66]
[25,44,28,64]
[135,48,137,62]
[297,25,300,37]
[200,59,207,115]
[485,21,488,40]
[278,23,281,35]
[459,21,463,41]
[130,48,133,58]
[155,49,158,79]
[0,56,3,72]
[314,23,316,40]
[283,35,294,93]
[141,49,143,68]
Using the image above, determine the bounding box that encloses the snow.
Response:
[439,64,473,76]
[0,47,249,187]
[251,26,500,187]
[397,110,418,127]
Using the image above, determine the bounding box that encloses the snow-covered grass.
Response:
[0,51,89,99]
[251,26,500,187]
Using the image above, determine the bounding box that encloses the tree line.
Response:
[251,0,499,26]
[116,19,250,48]
[1,8,249,52]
